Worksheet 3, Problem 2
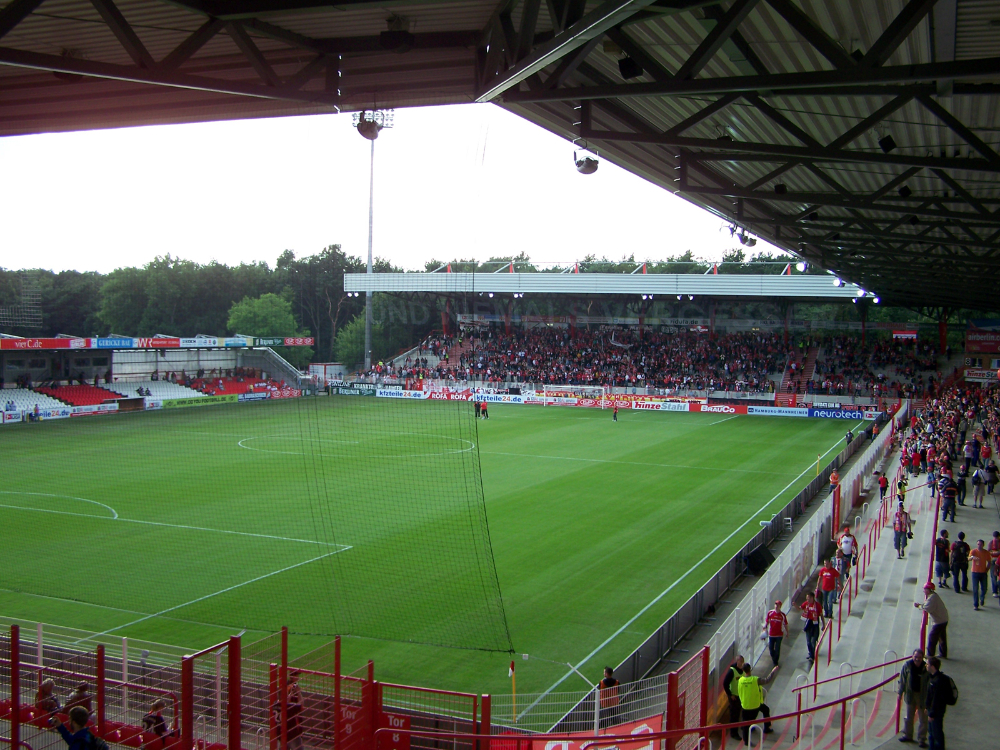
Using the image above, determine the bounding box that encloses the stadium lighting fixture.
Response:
[688,295,694,300]
[573,142,599,174]
[833,277,843,287]
[352,108,395,370]
[795,262,806,272]
[856,289,866,297]
[676,295,682,300]
[488,292,494,298]
[873,297,880,304]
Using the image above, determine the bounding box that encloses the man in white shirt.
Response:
[839,525,858,578]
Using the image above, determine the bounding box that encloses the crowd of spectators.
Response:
[366,326,790,390]
[810,335,946,399]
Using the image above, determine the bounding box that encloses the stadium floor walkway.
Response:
[747,447,1000,750]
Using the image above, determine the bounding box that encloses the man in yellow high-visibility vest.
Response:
[737,663,779,746]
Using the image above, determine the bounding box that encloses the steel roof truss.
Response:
[90,0,156,69]
[0,0,44,42]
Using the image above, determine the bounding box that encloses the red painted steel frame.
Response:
[10,625,20,750]
[228,635,241,750]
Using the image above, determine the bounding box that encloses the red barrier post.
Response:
[839,700,847,750]
[666,671,680,750]
[828,618,833,667]
[228,635,241,750]
[699,648,709,728]
[895,695,901,735]
[269,664,278,750]
[96,644,105,736]
[181,657,194,750]
[11,625,20,750]
[480,694,491,750]
[280,629,288,750]
[334,636,341,750]
[838,586,843,640]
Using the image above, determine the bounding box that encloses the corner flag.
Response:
[509,660,516,722]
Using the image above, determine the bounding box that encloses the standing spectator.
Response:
[925,657,955,750]
[933,530,951,587]
[878,472,888,500]
[818,559,840,617]
[988,530,1000,599]
[955,466,967,506]
[897,474,908,504]
[762,600,788,666]
[839,525,858,579]
[897,649,929,746]
[612,404,618,422]
[915,583,949,659]
[986,460,998,494]
[721,655,745,741]
[949,532,970,593]
[893,502,913,559]
[799,591,823,662]
[938,475,956,522]
[737,663,778,746]
[597,667,620,728]
[50,707,93,750]
[970,466,987,508]
[969,539,991,610]
[829,468,840,495]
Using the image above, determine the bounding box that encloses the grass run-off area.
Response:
[0,396,859,698]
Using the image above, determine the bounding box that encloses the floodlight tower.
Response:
[352,108,394,371]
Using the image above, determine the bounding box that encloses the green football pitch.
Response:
[0,396,858,698]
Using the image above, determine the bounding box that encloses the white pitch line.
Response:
[706,415,740,425]
[480,451,794,477]
[522,432,847,717]
[0,494,347,547]
[0,491,119,519]
[74,547,350,643]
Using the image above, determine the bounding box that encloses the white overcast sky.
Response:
[0,103,783,274]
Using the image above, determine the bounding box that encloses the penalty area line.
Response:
[72,546,351,644]
[523,432,846,718]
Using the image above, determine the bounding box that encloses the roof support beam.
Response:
[763,0,855,69]
[160,18,225,71]
[476,0,659,101]
[917,94,1000,168]
[665,93,739,135]
[674,0,760,80]
[90,0,156,69]
[0,44,341,106]
[0,0,44,42]
[861,0,939,68]
[504,56,1000,101]
[227,22,280,87]
[583,128,1000,172]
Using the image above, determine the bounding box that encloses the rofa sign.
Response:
[534,717,662,750]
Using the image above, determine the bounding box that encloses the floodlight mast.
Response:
[352,109,394,371]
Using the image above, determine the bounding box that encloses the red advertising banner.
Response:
[689,403,748,415]
[531,716,663,750]
[284,337,315,346]
[0,337,87,350]
[966,329,1000,354]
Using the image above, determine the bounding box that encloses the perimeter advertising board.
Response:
[966,329,1000,354]
[377,389,427,399]
[163,394,238,408]
[965,367,999,383]
[808,408,865,419]
[689,403,747,414]
[337,386,376,397]
[746,405,810,417]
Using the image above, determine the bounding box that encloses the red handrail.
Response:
[371,673,900,750]
[793,655,908,694]
[0,739,33,750]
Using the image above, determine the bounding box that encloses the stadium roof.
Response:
[344,271,867,300]
[2,0,998,311]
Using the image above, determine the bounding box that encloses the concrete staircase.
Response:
[796,347,819,394]
[743,451,936,750]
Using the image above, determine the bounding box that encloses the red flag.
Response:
[508,661,515,677]
[446,263,451,273]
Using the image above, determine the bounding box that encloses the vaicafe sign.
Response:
[163,394,238,408]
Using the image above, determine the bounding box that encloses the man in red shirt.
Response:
[799,592,823,662]
[762,600,789,666]
[819,559,840,617]
[879,472,889,500]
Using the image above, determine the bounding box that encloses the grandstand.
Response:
[1,387,69,414]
